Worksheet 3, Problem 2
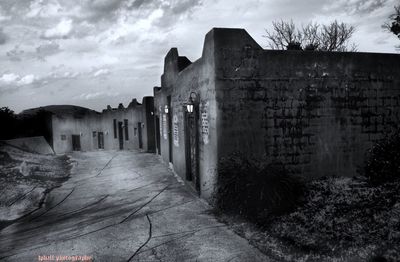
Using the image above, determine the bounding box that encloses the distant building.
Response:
[21,97,155,154]
[154,28,400,201]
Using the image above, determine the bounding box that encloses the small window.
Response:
[92,131,97,138]
[124,119,129,140]
[134,128,137,136]
[61,135,66,141]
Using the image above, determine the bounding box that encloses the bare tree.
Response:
[263,20,356,51]
[319,21,356,51]
[383,5,400,40]
[302,22,320,50]
[263,20,303,50]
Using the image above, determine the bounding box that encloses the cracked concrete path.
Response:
[0,150,271,262]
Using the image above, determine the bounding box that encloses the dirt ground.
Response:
[0,150,272,262]
[0,143,71,228]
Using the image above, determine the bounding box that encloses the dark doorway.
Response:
[138,122,143,149]
[184,109,200,192]
[72,134,81,151]
[155,116,161,155]
[167,96,173,163]
[98,132,104,149]
[118,121,124,150]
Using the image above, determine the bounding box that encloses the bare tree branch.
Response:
[383,5,400,41]
[263,19,356,52]
[263,19,302,50]
[319,20,356,51]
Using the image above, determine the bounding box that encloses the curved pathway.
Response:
[0,150,270,262]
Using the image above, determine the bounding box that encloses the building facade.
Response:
[50,97,155,154]
[154,28,400,201]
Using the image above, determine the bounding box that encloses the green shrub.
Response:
[364,131,400,185]
[215,152,304,224]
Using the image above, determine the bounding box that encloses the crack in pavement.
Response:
[28,188,75,222]
[70,154,118,183]
[136,231,196,257]
[55,194,109,218]
[0,194,111,243]
[133,225,229,259]
[95,154,118,177]
[126,214,152,262]
[0,196,147,246]
[127,180,167,192]
[0,186,170,260]
[148,200,194,216]
[119,185,170,224]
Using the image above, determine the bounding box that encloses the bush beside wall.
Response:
[214,152,304,224]
[364,130,400,185]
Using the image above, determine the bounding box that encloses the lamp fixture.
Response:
[186,92,197,113]
[164,105,169,114]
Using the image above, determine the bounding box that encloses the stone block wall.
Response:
[214,29,400,178]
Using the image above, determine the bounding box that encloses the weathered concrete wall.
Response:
[154,30,219,200]
[51,97,155,154]
[155,27,400,202]
[214,28,400,179]
[52,112,101,154]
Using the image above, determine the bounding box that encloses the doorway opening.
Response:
[155,116,161,155]
[72,134,81,151]
[184,108,200,193]
[138,122,143,149]
[98,132,104,149]
[167,96,173,163]
[118,121,124,150]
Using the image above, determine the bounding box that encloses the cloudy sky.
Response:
[0,0,399,113]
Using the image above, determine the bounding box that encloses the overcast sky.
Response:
[0,0,399,113]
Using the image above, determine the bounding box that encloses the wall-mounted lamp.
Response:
[164,105,169,114]
[186,92,198,113]
[151,111,154,115]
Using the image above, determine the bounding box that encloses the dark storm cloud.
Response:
[0,0,15,12]
[82,0,125,22]
[6,45,24,61]
[36,42,61,60]
[326,0,388,15]
[76,0,203,24]
[156,0,203,27]
[128,0,147,9]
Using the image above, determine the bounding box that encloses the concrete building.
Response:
[154,28,400,201]
[22,97,155,154]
